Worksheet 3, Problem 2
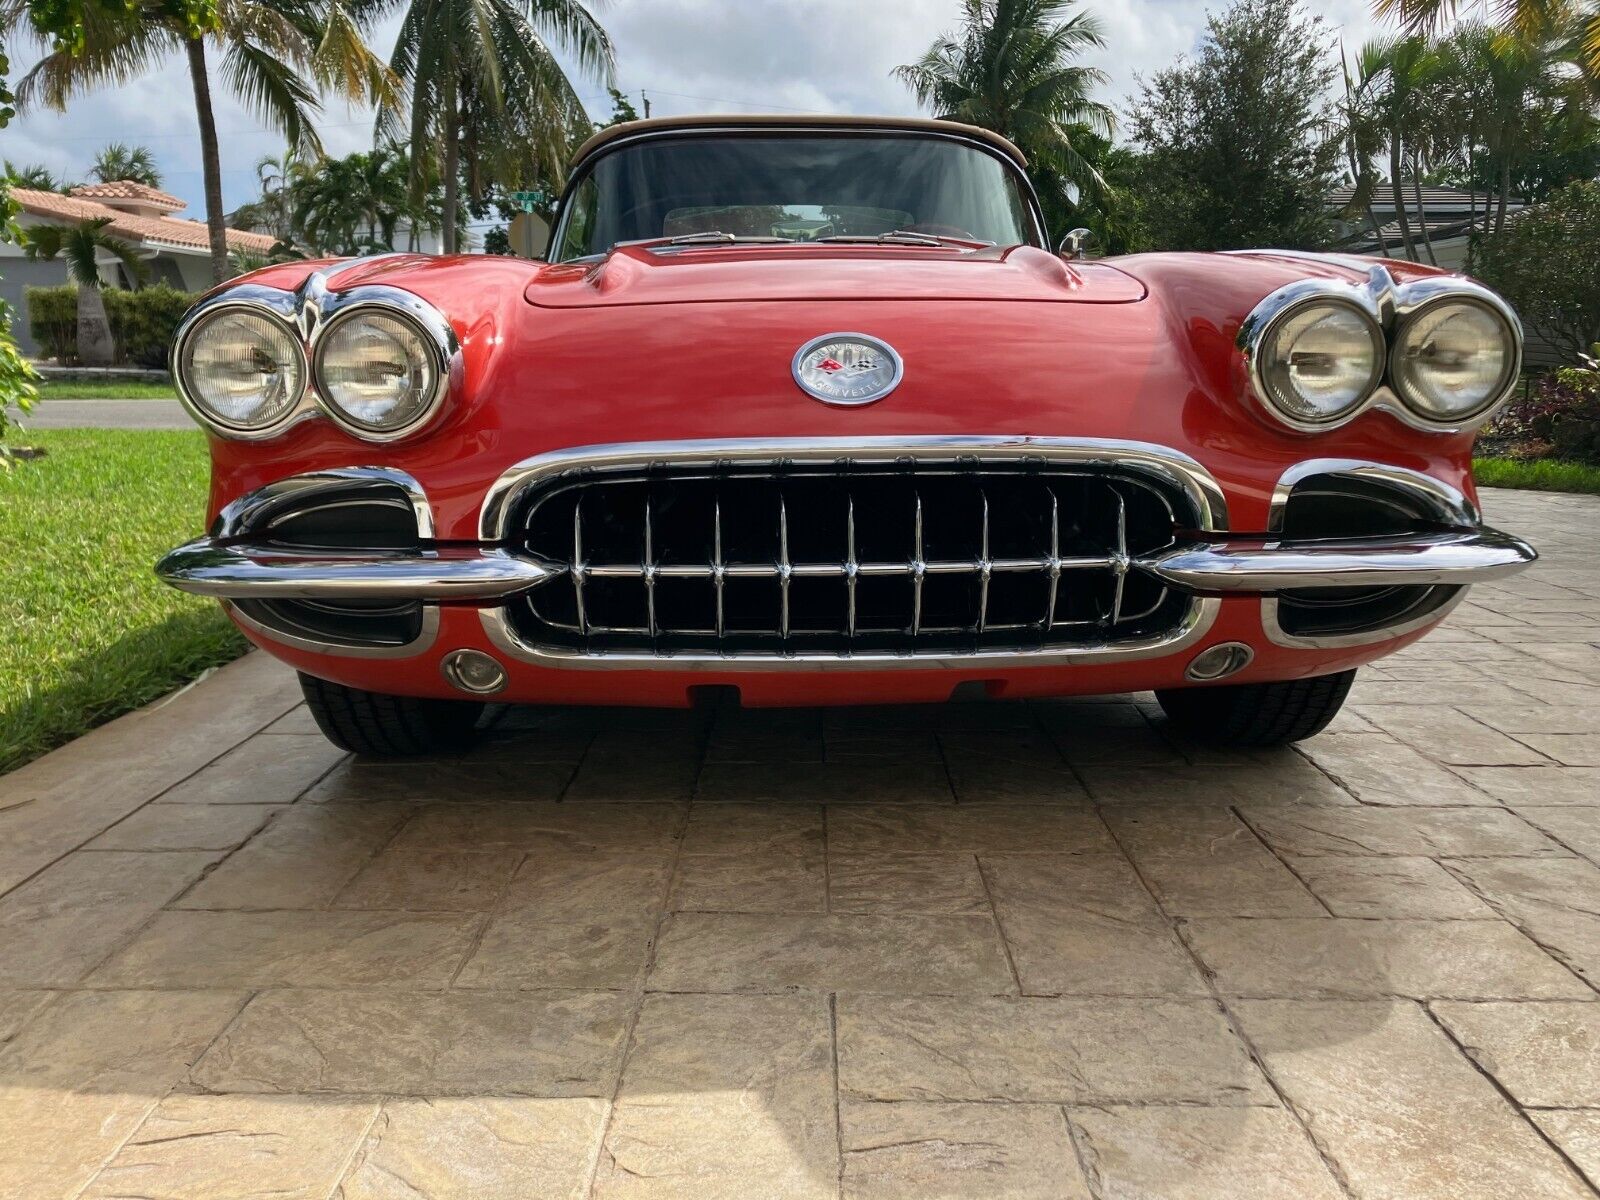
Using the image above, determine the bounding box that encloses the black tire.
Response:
[299,673,484,757]
[1155,669,1356,747]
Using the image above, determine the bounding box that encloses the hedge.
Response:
[26,285,197,368]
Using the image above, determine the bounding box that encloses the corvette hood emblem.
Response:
[792,333,903,406]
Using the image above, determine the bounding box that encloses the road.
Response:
[6,398,192,430]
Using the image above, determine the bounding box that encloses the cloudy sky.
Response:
[3,0,1393,217]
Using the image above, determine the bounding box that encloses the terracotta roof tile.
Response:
[13,187,277,255]
[69,180,186,210]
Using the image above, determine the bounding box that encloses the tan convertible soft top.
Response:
[570,114,1029,172]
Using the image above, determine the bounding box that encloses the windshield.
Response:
[554,134,1038,261]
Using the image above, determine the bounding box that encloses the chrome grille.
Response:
[506,462,1197,657]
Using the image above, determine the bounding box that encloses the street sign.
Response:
[508,190,547,213]
[509,212,550,259]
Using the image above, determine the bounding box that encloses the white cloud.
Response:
[2,0,1396,215]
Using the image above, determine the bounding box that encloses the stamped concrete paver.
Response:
[1432,1000,1600,1107]
[593,993,837,1199]
[1185,916,1593,999]
[837,994,1271,1104]
[339,1097,609,1199]
[1235,999,1595,1200]
[1069,1105,1345,1199]
[0,486,1594,1198]
[193,988,632,1096]
[81,1093,379,1200]
[841,1100,1090,1199]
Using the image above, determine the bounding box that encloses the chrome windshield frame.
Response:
[547,126,1051,263]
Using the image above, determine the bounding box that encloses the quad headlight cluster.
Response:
[172,280,456,442]
[1240,271,1521,434]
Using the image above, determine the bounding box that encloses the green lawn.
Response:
[1474,457,1600,496]
[36,380,179,401]
[0,429,246,775]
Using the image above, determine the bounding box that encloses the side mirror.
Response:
[1058,228,1094,260]
[509,212,551,260]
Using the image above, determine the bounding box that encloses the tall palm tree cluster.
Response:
[229,142,453,262]
[0,0,612,279]
[1344,17,1598,264]
[893,0,1114,239]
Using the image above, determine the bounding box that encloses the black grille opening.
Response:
[508,463,1195,657]
[235,598,426,649]
[1276,472,1460,640]
[234,480,427,649]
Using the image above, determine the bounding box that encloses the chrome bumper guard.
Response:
[157,526,1535,604]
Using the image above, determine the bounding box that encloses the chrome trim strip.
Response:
[476,436,1227,670]
[225,599,442,660]
[1260,457,1533,649]
[1262,586,1468,650]
[157,540,558,601]
[478,436,1230,542]
[1145,527,1536,592]
[212,467,436,540]
[1266,459,1478,531]
[1236,263,1524,435]
[169,267,459,443]
[479,596,1223,672]
[181,465,446,659]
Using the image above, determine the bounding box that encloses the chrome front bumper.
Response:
[156,526,1536,603]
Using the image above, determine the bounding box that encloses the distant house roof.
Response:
[1329,183,1521,216]
[12,186,276,254]
[68,181,186,212]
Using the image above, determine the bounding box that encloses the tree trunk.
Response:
[1412,163,1437,267]
[441,73,460,255]
[184,37,230,285]
[1496,157,1511,238]
[1389,140,1417,261]
[1365,202,1392,257]
[77,285,116,367]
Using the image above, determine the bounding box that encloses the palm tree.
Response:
[22,217,147,365]
[3,0,396,283]
[3,160,63,190]
[1353,37,1432,261]
[1374,0,1600,80]
[368,0,613,254]
[90,142,162,186]
[894,0,1115,235]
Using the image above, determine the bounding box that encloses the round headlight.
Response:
[315,310,443,435]
[1259,302,1385,426]
[178,308,305,432]
[1391,300,1517,423]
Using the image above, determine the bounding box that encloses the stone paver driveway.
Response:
[2,487,1599,1199]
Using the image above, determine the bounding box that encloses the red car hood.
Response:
[524,243,1147,308]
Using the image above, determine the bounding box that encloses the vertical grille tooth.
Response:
[513,464,1190,657]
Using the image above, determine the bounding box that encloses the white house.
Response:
[0,181,276,356]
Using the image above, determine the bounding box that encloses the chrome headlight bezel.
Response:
[1238,264,1523,436]
[1389,287,1522,428]
[309,289,456,443]
[170,266,458,443]
[1244,288,1387,433]
[171,288,312,440]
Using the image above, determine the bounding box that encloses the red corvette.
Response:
[158,115,1536,755]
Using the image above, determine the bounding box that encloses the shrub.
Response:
[25,283,197,367]
[1489,352,1600,465]
[1474,181,1600,362]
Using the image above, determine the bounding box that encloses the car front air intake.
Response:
[479,438,1226,665]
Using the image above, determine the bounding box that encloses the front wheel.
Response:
[299,673,484,757]
[1155,669,1356,747]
